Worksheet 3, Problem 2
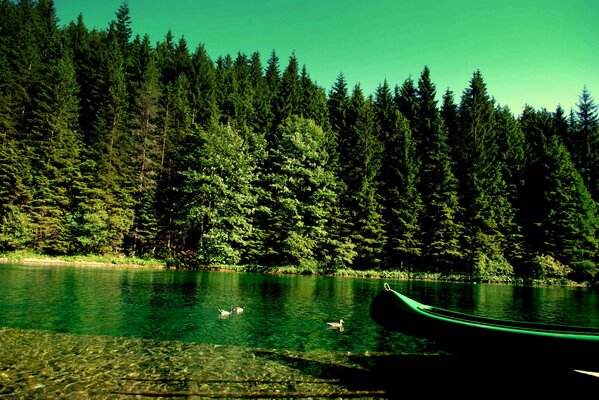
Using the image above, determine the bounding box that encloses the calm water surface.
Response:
[1,263,599,398]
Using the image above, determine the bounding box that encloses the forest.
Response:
[1,1,598,283]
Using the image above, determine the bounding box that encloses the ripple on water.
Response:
[0,327,393,398]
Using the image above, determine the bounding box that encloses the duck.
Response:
[327,319,344,330]
[232,306,244,314]
[218,308,232,317]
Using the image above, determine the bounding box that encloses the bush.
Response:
[531,254,573,280]
[472,253,515,283]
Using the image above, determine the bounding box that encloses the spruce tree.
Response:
[274,53,301,127]
[28,53,82,253]
[340,85,386,269]
[458,70,518,270]
[127,53,162,256]
[416,67,464,269]
[572,88,599,200]
[381,110,423,269]
[262,117,344,269]
[327,73,350,138]
[394,77,418,127]
[540,136,598,280]
[190,43,218,126]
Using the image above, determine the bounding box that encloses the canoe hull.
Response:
[370,289,599,371]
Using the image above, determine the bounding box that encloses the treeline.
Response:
[1,1,598,282]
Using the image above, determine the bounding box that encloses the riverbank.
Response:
[0,251,584,286]
[0,251,165,269]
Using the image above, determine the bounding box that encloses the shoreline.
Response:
[0,254,588,287]
[0,256,165,269]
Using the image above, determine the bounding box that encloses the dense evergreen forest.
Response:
[1,1,598,282]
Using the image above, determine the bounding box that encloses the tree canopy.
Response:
[1,1,598,283]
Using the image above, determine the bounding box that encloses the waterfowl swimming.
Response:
[327,319,344,329]
[232,306,244,314]
[218,308,232,317]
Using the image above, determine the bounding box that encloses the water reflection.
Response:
[1,263,599,354]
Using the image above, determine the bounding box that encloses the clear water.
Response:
[1,263,599,398]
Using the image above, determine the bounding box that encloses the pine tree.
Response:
[262,117,345,268]
[340,85,386,269]
[274,53,301,127]
[416,67,464,268]
[572,88,599,200]
[381,110,423,269]
[127,53,162,256]
[115,1,132,53]
[458,70,518,270]
[394,77,418,127]
[190,43,218,126]
[27,53,82,253]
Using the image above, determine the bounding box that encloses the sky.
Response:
[54,0,598,114]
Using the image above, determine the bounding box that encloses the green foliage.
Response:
[176,122,257,267]
[531,254,573,280]
[263,116,346,269]
[1,0,598,283]
[471,253,515,282]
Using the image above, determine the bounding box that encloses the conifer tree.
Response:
[299,65,329,129]
[274,53,301,127]
[572,88,599,200]
[327,73,350,138]
[115,1,132,54]
[458,70,518,269]
[28,53,82,253]
[416,67,464,268]
[127,53,162,256]
[86,36,135,253]
[394,77,418,127]
[540,136,598,280]
[190,43,218,126]
[381,110,423,269]
[262,117,344,268]
[340,85,386,269]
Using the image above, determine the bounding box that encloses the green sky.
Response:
[54,0,598,114]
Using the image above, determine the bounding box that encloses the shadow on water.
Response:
[254,349,599,399]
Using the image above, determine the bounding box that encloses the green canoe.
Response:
[370,284,599,370]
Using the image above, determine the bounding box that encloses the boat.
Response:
[370,284,599,371]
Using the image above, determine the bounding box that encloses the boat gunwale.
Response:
[391,290,599,340]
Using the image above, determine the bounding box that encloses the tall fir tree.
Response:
[572,88,599,200]
[189,43,218,126]
[262,117,345,269]
[381,110,423,269]
[416,67,464,268]
[27,53,82,253]
[274,53,301,128]
[127,53,162,256]
[340,85,386,269]
[458,70,518,270]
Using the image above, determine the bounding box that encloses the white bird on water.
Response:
[327,319,344,331]
[218,308,232,317]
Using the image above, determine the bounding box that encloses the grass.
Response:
[0,250,585,286]
[0,250,165,268]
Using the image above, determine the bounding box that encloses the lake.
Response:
[1,263,599,398]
